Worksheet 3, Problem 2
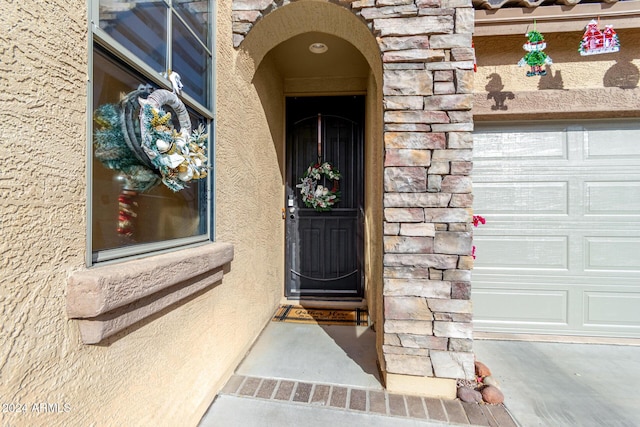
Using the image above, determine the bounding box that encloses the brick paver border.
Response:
[219,375,518,427]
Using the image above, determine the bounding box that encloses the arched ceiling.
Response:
[266,31,369,80]
[238,0,382,85]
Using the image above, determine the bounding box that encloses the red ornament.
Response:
[117,190,138,237]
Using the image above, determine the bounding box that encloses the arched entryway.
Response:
[233,0,477,397]
[235,0,386,374]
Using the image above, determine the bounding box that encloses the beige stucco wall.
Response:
[364,68,385,371]
[474,28,640,120]
[0,1,283,426]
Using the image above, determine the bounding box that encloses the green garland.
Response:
[94,97,160,192]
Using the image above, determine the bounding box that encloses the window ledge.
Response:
[67,242,234,344]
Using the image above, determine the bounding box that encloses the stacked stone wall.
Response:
[232,0,475,381]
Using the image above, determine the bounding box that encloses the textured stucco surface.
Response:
[474,28,640,119]
[1,1,282,426]
[7,0,634,423]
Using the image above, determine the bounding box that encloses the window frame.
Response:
[86,0,216,266]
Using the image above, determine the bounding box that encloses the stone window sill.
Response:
[67,242,234,344]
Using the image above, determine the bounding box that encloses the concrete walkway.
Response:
[199,322,516,426]
[474,339,640,427]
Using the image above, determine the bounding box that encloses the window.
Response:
[89,0,214,264]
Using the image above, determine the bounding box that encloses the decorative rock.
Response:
[481,385,504,404]
[430,34,472,49]
[383,70,433,96]
[384,296,433,321]
[434,231,472,255]
[431,350,475,380]
[400,223,436,237]
[449,338,473,352]
[374,15,454,37]
[427,298,472,314]
[384,278,451,298]
[385,131,447,148]
[384,167,427,192]
[451,281,471,300]
[384,207,424,222]
[384,96,424,111]
[383,49,445,63]
[378,35,430,52]
[433,321,473,339]
[441,175,473,193]
[475,361,492,378]
[451,160,473,175]
[385,193,452,208]
[483,375,501,390]
[385,111,450,125]
[385,254,458,270]
[457,386,483,403]
[457,255,474,270]
[392,235,419,254]
[385,353,434,376]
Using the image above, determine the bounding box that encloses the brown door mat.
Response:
[272,305,369,326]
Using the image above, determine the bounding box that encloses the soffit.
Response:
[475,0,640,35]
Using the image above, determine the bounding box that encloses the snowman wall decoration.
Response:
[518,29,553,77]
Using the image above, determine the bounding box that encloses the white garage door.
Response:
[472,120,640,338]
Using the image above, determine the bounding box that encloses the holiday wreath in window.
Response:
[93,73,208,236]
[94,80,208,193]
[296,162,341,212]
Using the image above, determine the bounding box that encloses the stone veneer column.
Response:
[231,0,475,397]
[371,0,476,397]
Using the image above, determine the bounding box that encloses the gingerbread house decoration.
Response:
[579,19,620,56]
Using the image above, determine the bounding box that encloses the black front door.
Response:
[285,96,364,298]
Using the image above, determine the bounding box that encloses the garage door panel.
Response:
[474,182,568,215]
[585,237,640,272]
[473,121,640,338]
[473,289,568,325]
[474,129,567,160]
[586,127,640,160]
[584,292,640,327]
[585,182,640,215]
[474,235,568,270]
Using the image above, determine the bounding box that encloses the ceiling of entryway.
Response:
[266,31,369,79]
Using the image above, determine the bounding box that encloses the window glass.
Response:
[98,0,168,73]
[92,49,207,254]
[173,0,210,46]
[172,14,209,107]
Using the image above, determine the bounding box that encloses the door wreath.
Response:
[296,162,341,212]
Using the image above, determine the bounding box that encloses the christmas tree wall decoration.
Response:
[579,19,620,56]
[518,27,552,77]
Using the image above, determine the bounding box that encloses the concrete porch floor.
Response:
[199,322,516,426]
[199,321,640,426]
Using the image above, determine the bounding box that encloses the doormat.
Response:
[272,305,369,326]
